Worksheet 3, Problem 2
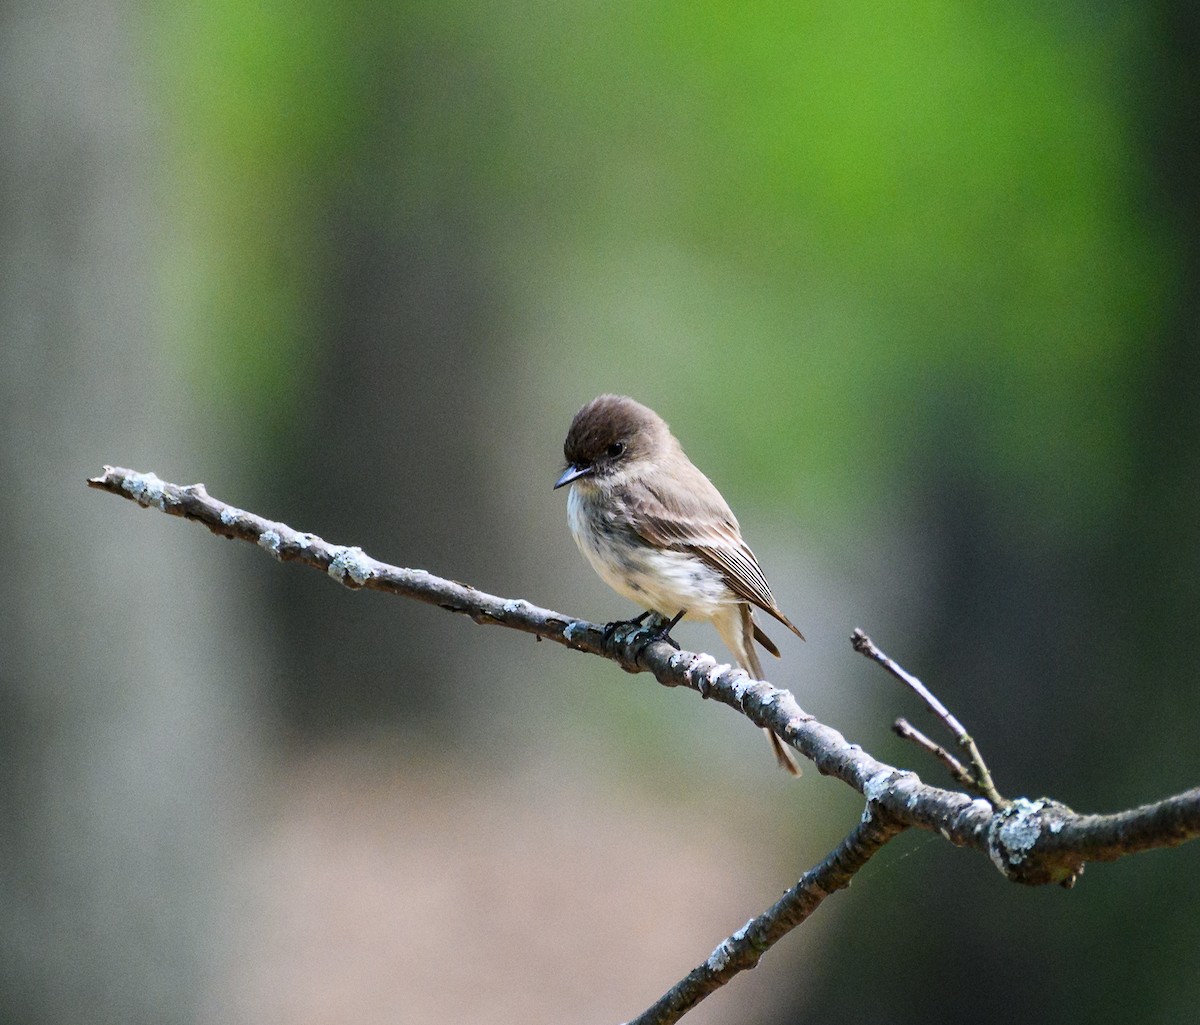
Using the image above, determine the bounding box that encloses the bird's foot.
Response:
[602,611,651,646]
[634,610,686,657]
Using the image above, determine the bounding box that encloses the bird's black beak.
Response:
[553,463,593,489]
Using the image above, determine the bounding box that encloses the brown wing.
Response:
[623,463,805,641]
[696,540,805,641]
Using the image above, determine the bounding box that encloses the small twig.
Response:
[624,808,905,1025]
[851,629,968,739]
[852,629,1006,808]
[892,717,976,791]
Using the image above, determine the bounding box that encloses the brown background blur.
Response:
[2,2,1198,1023]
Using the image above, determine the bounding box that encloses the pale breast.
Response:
[566,486,733,620]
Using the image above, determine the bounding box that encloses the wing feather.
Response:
[622,471,805,641]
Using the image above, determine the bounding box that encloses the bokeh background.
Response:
[3,1,1197,1023]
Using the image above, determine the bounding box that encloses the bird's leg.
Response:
[636,609,686,655]
[603,610,651,645]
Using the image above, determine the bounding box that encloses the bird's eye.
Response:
[606,441,625,458]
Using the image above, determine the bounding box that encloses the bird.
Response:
[554,394,804,774]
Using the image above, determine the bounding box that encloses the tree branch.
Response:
[892,717,976,791]
[88,465,1200,891]
[852,629,1005,808]
[624,808,905,1025]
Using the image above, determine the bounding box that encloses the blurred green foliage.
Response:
[149,2,1168,540]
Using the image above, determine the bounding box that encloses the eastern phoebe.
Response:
[554,394,804,774]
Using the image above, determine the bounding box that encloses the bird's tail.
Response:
[715,605,801,776]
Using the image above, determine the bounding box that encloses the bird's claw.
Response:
[633,610,686,658]
[602,611,651,645]
[637,625,682,653]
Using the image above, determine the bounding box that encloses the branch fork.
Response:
[851,628,1005,808]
